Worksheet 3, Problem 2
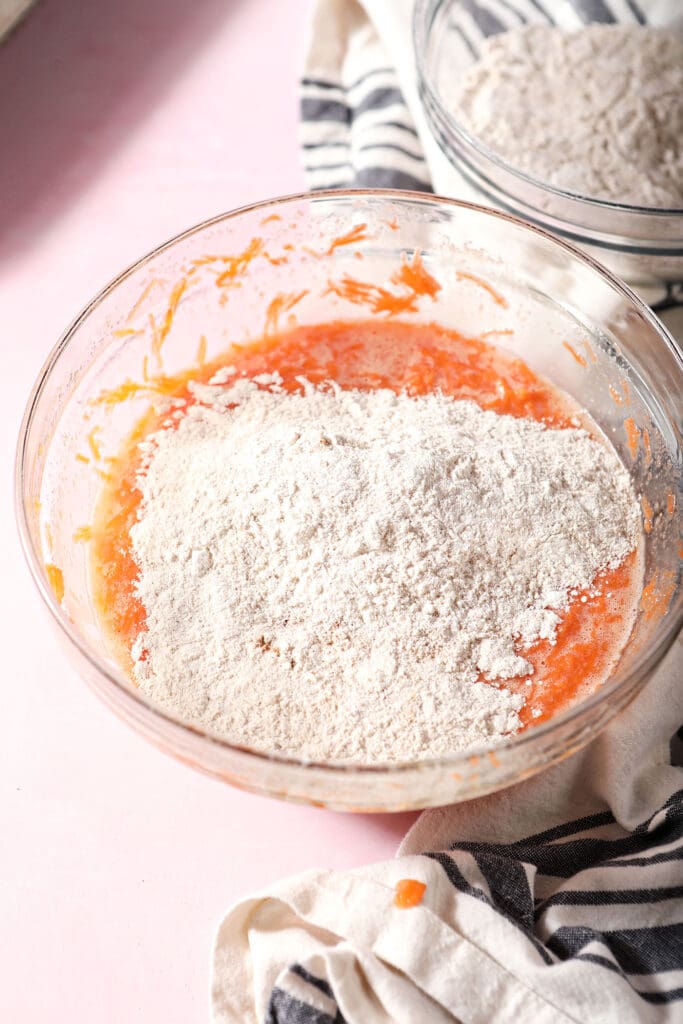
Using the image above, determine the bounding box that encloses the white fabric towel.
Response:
[211,3,683,1020]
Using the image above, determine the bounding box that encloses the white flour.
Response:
[454,25,683,208]
[129,375,640,762]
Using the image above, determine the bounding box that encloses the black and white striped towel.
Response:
[212,634,682,1022]
[300,0,683,323]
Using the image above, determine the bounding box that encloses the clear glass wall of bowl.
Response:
[16,191,683,810]
[413,1,683,289]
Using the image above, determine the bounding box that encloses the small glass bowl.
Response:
[413,1,683,290]
[16,190,683,811]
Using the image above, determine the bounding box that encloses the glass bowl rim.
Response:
[15,187,683,778]
[412,0,683,219]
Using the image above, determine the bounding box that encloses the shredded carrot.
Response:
[126,279,162,324]
[94,380,148,405]
[582,340,598,364]
[73,525,93,543]
[456,270,508,308]
[624,417,640,460]
[391,250,441,300]
[151,277,188,366]
[325,223,368,255]
[666,493,676,517]
[87,427,102,461]
[148,312,159,359]
[196,335,208,366]
[481,328,514,339]
[113,327,142,339]
[45,563,64,603]
[210,238,265,287]
[75,453,90,465]
[263,252,289,266]
[326,276,419,316]
[642,428,652,467]
[640,572,676,622]
[563,341,588,368]
[264,290,309,335]
[641,495,653,533]
[93,375,185,406]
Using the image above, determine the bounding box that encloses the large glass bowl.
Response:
[413,1,683,291]
[16,190,683,811]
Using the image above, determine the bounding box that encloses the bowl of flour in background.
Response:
[16,191,683,811]
[413,1,683,297]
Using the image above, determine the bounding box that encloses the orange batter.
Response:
[91,320,641,733]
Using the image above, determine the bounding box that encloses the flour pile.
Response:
[453,25,683,208]
[130,374,640,761]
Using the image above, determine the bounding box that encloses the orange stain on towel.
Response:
[394,879,427,908]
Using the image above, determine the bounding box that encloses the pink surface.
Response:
[0,3,418,1019]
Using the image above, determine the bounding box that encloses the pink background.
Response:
[0,2,417,1019]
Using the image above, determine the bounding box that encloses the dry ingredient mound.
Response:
[130,374,639,762]
[454,25,683,208]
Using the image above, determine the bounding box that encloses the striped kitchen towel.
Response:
[300,0,433,194]
[300,0,683,320]
[212,634,683,1023]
